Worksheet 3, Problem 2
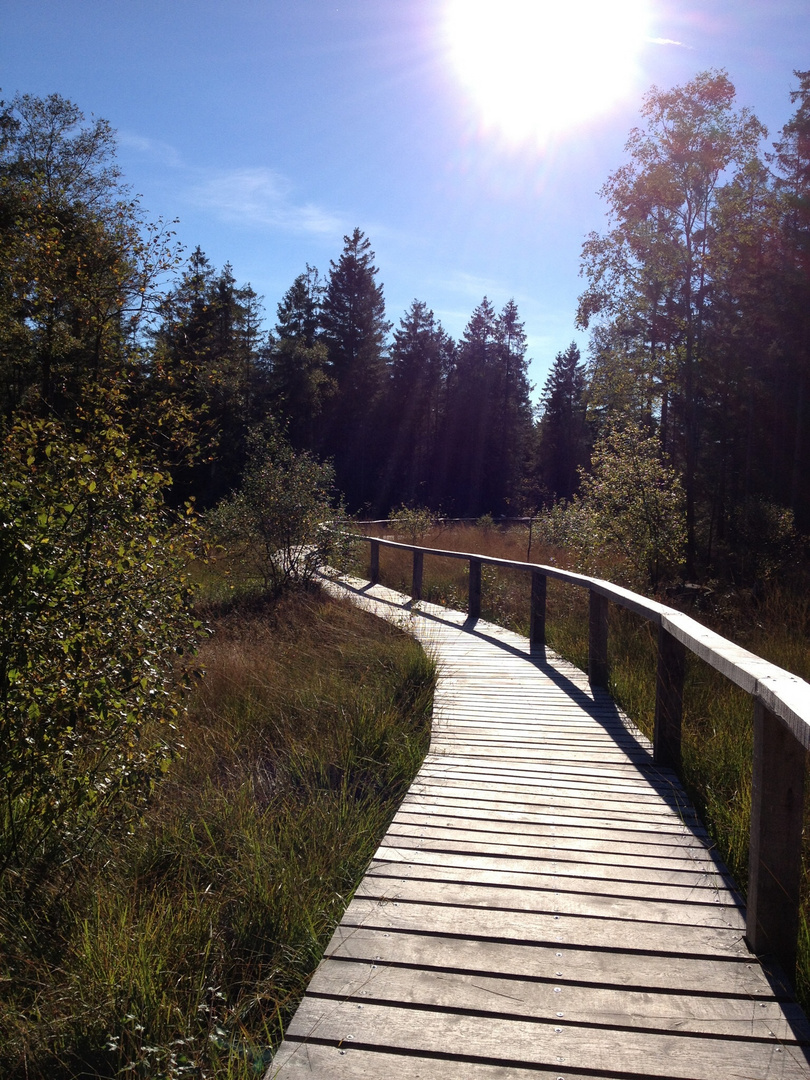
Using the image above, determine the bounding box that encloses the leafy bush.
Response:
[579,421,686,588]
[0,400,200,881]
[208,430,339,592]
[389,504,436,544]
[726,497,799,580]
[530,498,601,572]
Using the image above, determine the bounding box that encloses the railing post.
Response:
[369,540,380,585]
[588,591,608,688]
[530,571,547,647]
[411,550,423,603]
[654,627,686,768]
[746,701,806,981]
[468,558,482,621]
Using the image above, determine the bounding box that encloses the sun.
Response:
[444,0,651,146]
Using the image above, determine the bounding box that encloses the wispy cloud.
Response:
[118,132,184,168]
[648,36,691,48]
[186,167,344,236]
[444,269,506,301]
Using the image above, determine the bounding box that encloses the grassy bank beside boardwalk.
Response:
[0,583,435,1079]
[349,519,810,1008]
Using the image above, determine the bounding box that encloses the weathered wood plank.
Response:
[270,1041,600,1079]
[306,955,809,1040]
[341,896,748,957]
[399,788,702,826]
[387,809,715,850]
[406,780,702,822]
[407,790,699,827]
[366,856,737,905]
[375,841,736,889]
[281,998,810,1080]
[393,804,709,844]
[324,925,778,998]
[380,828,732,875]
[352,876,746,931]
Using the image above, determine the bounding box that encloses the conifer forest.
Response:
[1,70,809,579]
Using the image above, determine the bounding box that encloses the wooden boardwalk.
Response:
[268,576,810,1079]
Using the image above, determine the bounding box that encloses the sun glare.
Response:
[444,0,650,146]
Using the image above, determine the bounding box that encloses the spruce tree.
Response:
[320,228,391,510]
[270,266,332,452]
[380,299,454,509]
[150,250,269,504]
[536,342,590,503]
[770,71,810,527]
[441,298,533,516]
[443,298,499,514]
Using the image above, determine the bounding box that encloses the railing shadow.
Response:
[327,574,734,873]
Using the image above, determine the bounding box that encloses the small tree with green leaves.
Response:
[209,431,339,592]
[579,420,686,589]
[389,504,437,544]
[0,394,200,881]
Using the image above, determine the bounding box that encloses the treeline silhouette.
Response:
[2,69,809,577]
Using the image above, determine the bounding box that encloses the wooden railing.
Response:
[339,531,810,984]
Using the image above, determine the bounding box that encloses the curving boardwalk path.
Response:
[267,574,810,1079]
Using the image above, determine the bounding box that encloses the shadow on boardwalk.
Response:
[267,573,810,1080]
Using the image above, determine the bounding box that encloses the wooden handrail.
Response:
[335,529,810,984]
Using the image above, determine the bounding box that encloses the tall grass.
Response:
[348,520,810,1005]
[0,584,435,1078]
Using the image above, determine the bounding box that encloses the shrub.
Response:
[0,402,200,881]
[388,504,436,544]
[579,420,686,589]
[208,430,340,592]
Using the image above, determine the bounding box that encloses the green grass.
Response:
[0,582,435,1079]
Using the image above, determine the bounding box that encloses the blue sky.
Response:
[2,0,808,396]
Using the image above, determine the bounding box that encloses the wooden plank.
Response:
[280,998,810,1080]
[269,1040,600,1079]
[388,819,715,862]
[406,781,701,823]
[380,829,731,876]
[424,754,659,779]
[376,841,736,889]
[396,800,706,839]
[417,764,683,798]
[324,925,777,998]
[401,782,697,817]
[306,955,809,1040]
[366,856,736,905]
[352,876,746,931]
[341,897,749,958]
[393,804,708,844]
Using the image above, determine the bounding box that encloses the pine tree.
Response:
[380,299,454,509]
[443,297,499,514]
[150,250,269,504]
[442,298,533,515]
[270,266,333,452]
[536,343,590,503]
[320,228,391,509]
[493,300,534,511]
[770,70,810,528]
[275,264,323,348]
